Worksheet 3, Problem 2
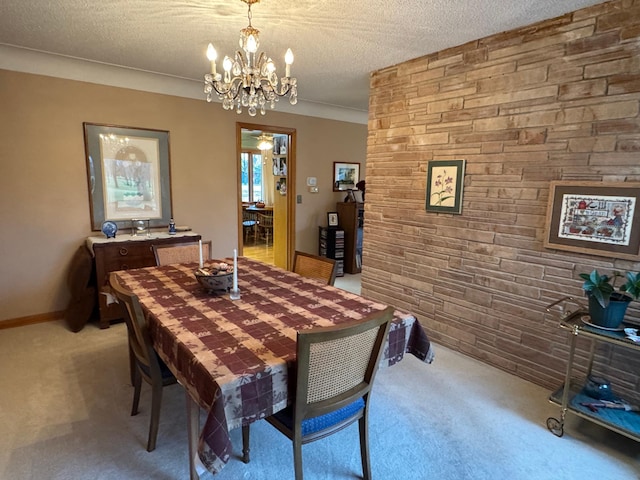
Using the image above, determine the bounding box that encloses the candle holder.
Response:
[131,218,150,237]
[230,248,240,300]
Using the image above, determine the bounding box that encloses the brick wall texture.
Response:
[366,0,640,402]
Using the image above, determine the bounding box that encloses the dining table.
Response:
[115,256,434,478]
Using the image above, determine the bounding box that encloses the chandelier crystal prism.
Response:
[203,0,297,116]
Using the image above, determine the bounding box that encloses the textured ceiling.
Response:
[0,0,606,114]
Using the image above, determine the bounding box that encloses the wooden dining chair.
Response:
[243,210,259,244]
[153,240,211,266]
[256,212,273,246]
[261,306,394,480]
[293,251,337,286]
[109,272,178,452]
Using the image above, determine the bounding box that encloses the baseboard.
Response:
[0,311,64,330]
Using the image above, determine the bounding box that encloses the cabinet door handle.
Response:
[119,248,129,256]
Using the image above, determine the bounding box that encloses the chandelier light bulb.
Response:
[284,48,293,77]
[285,49,294,65]
[266,60,276,74]
[206,43,217,75]
[206,43,217,62]
[223,56,233,72]
[246,34,258,53]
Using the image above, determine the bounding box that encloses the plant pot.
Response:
[588,293,631,329]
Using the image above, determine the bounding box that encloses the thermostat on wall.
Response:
[306,177,317,186]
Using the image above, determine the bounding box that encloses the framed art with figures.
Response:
[544,181,640,260]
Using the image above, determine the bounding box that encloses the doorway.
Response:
[236,122,296,270]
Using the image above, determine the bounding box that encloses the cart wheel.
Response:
[546,417,563,437]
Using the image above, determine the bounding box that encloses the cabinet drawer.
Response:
[97,243,153,261]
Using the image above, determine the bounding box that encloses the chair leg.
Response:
[131,367,142,416]
[242,425,251,463]
[147,379,164,452]
[128,343,135,385]
[359,416,371,480]
[293,437,303,480]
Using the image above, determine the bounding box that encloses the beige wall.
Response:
[366,0,640,400]
[0,70,366,322]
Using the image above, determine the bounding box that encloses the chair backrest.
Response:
[243,209,258,224]
[153,240,211,266]
[294,306,394,424]
[293,251,337,286]
[257,212,273,228]
[109,272,162,379]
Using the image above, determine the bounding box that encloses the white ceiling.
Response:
[0,0,605,121]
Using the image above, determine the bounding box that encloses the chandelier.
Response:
[203,0,297,116]
[257,133,273,151]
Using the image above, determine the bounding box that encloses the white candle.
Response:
[198,240,204,268]
[233,248,238,291]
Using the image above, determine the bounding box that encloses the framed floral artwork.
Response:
[426,160,465,214]
[544,181,640,260]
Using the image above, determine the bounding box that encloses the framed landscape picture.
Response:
[333,162,360,191]
[83,123,172,231]
[544,181,640,260]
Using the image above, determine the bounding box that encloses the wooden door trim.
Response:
[236,122,296,269]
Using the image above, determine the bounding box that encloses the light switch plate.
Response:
[309,186,319,193]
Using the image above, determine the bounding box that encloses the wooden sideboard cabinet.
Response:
[336,202,364,274]
[88,233,201,328]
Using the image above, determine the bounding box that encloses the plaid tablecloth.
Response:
[116,257,433,474]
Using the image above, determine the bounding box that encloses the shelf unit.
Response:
[336,202,363,274]
[545,297,640,442]
[319,227,344,277]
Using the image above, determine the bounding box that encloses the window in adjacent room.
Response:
[240,151,263,202]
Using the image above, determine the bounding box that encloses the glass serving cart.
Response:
[545,297,640,441]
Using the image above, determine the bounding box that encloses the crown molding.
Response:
[0,44,368,125]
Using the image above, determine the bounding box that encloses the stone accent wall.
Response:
[366,0,640,401]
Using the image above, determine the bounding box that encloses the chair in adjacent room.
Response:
[257,212,273,246]
[293,251,337,286]
[262,306,394,480]
[153,240,211,266]
[109,272,178,452]
[243,210,259,244]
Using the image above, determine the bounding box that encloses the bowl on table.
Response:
[194,264,233,293]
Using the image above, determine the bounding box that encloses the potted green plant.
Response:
[579,270,640,328]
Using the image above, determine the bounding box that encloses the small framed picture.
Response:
[333,162,360,191]
[328,212,339,227]
[426,159,466,214]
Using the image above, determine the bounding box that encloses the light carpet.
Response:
[0,319,638,480]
